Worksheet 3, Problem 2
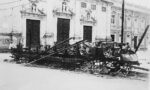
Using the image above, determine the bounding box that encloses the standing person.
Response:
[122,42,131,53]
[125,43,131,51]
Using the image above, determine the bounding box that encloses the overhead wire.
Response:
[0,0,33,33]
[0,0,22,5]
[0,3,30,10]
[0,0,30,11]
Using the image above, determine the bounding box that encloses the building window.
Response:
[127,17,132,28]
[111,15,115,24]
[91,4,96,10]
[127,34,130,37]
[81,2,87,8]
[102,6,106,12]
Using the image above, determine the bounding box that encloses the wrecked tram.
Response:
[10,37,141,76]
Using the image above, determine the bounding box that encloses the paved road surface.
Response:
[0,53,149,90]
[0,63,149,90]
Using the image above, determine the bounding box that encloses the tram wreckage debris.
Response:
[11,26,149,76]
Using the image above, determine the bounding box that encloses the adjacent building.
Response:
[110,0,150,50]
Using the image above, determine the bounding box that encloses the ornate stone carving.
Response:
[53,0,75,19]
[80,9,97,25]
[20,1,46,19]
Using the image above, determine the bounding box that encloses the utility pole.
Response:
[10,30,13,43]
[10,8,14,43]
[121,0,125,44]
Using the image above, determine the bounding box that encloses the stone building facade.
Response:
[110,0,150,50]
[1,0,149,50]
[20,0,113,48]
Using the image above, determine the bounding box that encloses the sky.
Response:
[0,0,150,32]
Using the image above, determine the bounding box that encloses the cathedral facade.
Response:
[20,0,112,48]
[2,0,149,50]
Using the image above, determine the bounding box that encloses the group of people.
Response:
[122,43,131,51]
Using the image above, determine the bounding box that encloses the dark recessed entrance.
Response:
[83,26,92,42]
[111,34,115,41]
[26,19,40,48]
[134,36,138,49]
[57,18,70,44]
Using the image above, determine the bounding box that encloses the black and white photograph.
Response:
[0,0,150,90]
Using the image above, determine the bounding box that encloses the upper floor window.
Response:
[81,2,87,8]
[111,15,115,24]
[102,6,106,12]
[91,4,96,10]
[127,17,132,28]
[102,3,107,12]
